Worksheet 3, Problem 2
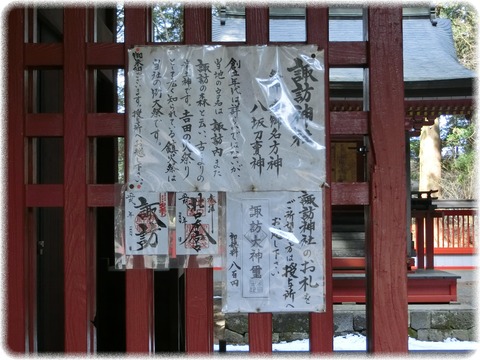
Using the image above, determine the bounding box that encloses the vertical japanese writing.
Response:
[226,192,324,313]
[241,199,269,298]
[266,81,283,175]
[176,192,219,255]
[131,49,145,188]
[125,191,169,255]
[181,59,192,105]
[149,58,163,145]
[128,46,325,192]
[210,57,227,179]
[179,109,194,179]
[281,197,297,308]
[165,57,179,183]
[268,192,322,309]
[228,232,241,288]
[287,57,318,147]
[249,101,267,175]
[297,191,320,305]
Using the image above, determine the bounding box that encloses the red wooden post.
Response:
[7,7,26,353]
[307,6,334,353]
[246,6,269,44]
[416,215,425,269]
[366,7,408,352]
[248,313,272,353]
[184,267,214,352]
[182,6,215,354]
[425,212,435,269]
[124,6,155,354]
[63,8,90,352]
[244,6,274,354]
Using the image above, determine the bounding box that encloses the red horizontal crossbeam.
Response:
[25,41,368,68]
[332,276,458,303]
[25,183,369,207]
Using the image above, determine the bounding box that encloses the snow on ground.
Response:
[213,334,478,352]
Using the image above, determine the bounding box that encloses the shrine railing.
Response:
[433,209,476,254]
[412,205,476,255]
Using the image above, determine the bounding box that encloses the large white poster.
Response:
[224,191,325,313]
[127,45,325,192]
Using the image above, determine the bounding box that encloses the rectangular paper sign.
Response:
[127,45,325,192]
[224,191,325,313]
[175,192,220,255]
[125,191,169,255]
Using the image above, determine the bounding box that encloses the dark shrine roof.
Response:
[212,15,475,99]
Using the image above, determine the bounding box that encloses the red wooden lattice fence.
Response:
[434,209,476,252]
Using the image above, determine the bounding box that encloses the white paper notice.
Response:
[224,191,325,313]
[175,192,220,255]
[124,191,169,255]
[127,45,325,192]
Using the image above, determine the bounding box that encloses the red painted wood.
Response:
[87,113,125,137]
[306,6,334,354]
[87,184,117,207]
[63,8,89,352]
[126,269,154,352]
[246,7,269,44]
[433,209,476,251]
[329,41,367,66]
[184,268,214,353]
[25,11,37,352]
[405,98,474,119]
[333,257,366,270]
[332,277,457,304]
[7,8,26,353]
[415,217,425,269]
[24,43,63,66]
[331,182,369,205]
[86,43,125,66]
[425,213,435,269]
[182,7,214,354]
[26,113,64,137]
[366,8,408,352]
[243,6,272,354]
[330,99,474,119]
[123,6,155,354]
[248,314,272,353]
[26,184,64,207]
[183,6,210,45]
[435,248,475,255]
[330,111,368,135]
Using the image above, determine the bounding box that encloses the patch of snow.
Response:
[213,334,478,352]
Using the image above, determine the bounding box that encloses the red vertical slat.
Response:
[184,266,214,352]
[244,6,272,353]
[86,8,97,352]
[63,8,89,352]
[438,217,443,248]
[7,7,26,353]
[182,6,215,354]
[459,215,465,248]
[416,217,425,269]
[306,7,334,353]
[245,7,269,44]
[466,214,470,247]
[248,313,272,354]
[451,215,455,247]
[425,213,434,269]
[124,6,155,354]
[366,7,408,353]
[444,216,448,248]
